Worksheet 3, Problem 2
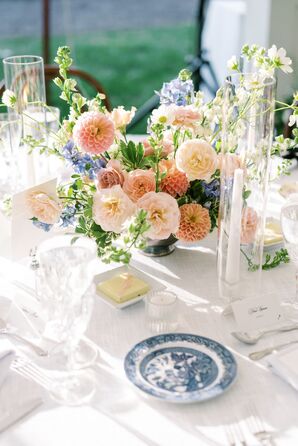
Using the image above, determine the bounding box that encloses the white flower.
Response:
[289,112,298,127]
[92,185,136,233]
[151,104,175,126]
[268,45,293,73]
[227,55,239,71]
[2,89,16,108]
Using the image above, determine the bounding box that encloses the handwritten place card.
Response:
[11,178,58,259]
[231,294,285,332]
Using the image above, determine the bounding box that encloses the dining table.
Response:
[0,161,298,446]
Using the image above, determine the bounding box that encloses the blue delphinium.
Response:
[159,78,194,106]
[61,140,106,179]
[201,179,220,199]
[59,204,77,228]
[32,220,53,232]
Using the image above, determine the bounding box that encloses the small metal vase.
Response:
[141,235,177,257]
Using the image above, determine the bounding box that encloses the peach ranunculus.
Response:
[241,207,258,244]
[92,185,136,233]
[73,111,115,154]
[173,105,201,129]
[137,191,180,240]
[159,159,189,197]
[97,159,126,189]
[110,106,136,130]
[217,153,243,177]
[176,138,218,181]
[123,169,156,202]
[26,191,62,224]
[176,203,211,242]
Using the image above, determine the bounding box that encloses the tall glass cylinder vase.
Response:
[3,55,46,188]
[217,73,276,304]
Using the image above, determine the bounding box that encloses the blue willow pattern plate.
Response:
[124,333,237,403]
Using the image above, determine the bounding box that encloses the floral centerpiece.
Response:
[2,45,298,265]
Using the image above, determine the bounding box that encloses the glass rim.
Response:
[38,234,97,256]
[0,112,21,123]
[147,290,177,306]
[225,72,276,87]
[281,194,298,208]
[3,55,44,66]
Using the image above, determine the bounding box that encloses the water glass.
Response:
[146,290,178,334]
[281,196,298,319]
[37,234,97,405]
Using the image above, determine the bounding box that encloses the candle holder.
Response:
[3,55,46,187]
[146,290,178,334]
[217,73,276,304]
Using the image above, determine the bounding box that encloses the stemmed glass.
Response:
[37,234,98,405]
[281,195,298,320]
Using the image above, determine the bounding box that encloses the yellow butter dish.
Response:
[264,220,283,246]
[97,272,150,303]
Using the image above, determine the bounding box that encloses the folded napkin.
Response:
[0,340,43,433]
[267,344,298,391]
[0,340,15,390]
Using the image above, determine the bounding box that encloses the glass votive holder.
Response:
[146,290,178,334]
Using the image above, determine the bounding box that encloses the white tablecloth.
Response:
[1,168,298,446]
[0,238,298,445]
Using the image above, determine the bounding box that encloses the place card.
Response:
[231,294,285,332]
[11,178,58,259]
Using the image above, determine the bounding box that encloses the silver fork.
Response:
[11,356,54,391]
[0,319,47,357]
[225,420,247,446]
[246,404,276,446]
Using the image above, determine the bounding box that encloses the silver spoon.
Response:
[249,340,298,360]
[0,319,47,357]
[232,323,298,345]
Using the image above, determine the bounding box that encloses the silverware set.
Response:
[0,318,47,357]
[11,356,54,391]
[225,404,276,446]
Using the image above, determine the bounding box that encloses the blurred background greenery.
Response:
[0,0,197,133]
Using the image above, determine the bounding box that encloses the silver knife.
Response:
[0,397,43,433]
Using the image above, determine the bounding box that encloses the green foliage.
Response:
[246,248,290,272]
[119,140,146,170]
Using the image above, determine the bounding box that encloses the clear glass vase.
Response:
[3,55,46,187]
[217,73,276,304]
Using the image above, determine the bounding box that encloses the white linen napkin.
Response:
[0,340,15,390]
[267,344,298,390]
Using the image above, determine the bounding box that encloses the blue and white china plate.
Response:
[124,333,237,403]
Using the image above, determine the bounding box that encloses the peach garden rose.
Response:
[176,138,218,181]
[97,159,126,189]
[137,191,180,240]
[173,105,201,129]
[26,191,62,224]
[217,153,244,177]
[92,185,136,233]
[123,169,156,202]
[241,207,258,244]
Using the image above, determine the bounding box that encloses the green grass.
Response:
[0,25,195,132]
